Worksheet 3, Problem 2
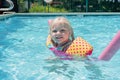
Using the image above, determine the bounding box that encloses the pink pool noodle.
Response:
[98,30,120,61]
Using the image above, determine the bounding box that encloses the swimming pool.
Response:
[0,13,120,80]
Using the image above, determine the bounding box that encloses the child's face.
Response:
[50,24,70,45]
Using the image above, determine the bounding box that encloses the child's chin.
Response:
[57,41,66,45]
[57,42,63,45]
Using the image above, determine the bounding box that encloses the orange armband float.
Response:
[46,35,93,58]
[65,37,93,57]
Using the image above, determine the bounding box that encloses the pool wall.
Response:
[0,12,120,20]
[0,14,14,21]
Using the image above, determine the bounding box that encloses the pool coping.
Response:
[15,12,120,16]
[0,13,14,20]
[0,12,120,20]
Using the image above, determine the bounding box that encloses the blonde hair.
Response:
[49,17,74,47]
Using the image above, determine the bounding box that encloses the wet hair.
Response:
[49,17,75,47]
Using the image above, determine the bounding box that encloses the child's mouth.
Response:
[56,36,63,40]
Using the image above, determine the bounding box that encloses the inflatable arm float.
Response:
[98,30,120,61]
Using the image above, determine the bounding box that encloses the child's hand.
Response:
[45,56,58,61]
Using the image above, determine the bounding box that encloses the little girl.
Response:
[47,17,75,59]
[46,17,93,60]
[47,17,118,61]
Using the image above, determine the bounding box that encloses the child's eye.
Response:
[60,29,66,32]
[52,30,57,33]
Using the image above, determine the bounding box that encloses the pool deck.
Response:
[14,12,120,16]
[0,12,120,20]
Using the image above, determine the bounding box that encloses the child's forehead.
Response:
[52,25,68,29]
[52,24,69,29]
[52,22,69,28]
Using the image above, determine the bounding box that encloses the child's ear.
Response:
[70,29,74,41]
[69,31,72,38]
[69,31,72,36]
[48,19,53,26]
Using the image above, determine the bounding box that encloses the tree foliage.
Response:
[19,0,120,12]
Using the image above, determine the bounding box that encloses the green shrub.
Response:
[29,3,67,13]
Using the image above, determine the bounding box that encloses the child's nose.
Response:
[56,31,61,34]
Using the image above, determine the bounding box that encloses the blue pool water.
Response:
[0,15,120,80]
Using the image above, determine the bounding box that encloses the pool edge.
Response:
[15,12,120,16]
[0,12,120,20]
